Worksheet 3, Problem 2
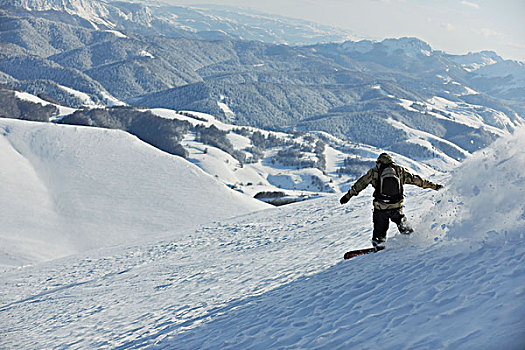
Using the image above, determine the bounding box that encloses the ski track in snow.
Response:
[1,184,523,349]
[0,195,374,349]
[166,242,524,350]
[1,123,525,349]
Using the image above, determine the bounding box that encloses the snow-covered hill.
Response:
[0,118,268,266]
[1,123,523,348]
[447,50,504,72]
[444,50,525,100]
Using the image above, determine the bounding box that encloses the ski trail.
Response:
[0,194,380,348]
[0,268,132,312]
[154,240,524,350]
[0,189,441,349]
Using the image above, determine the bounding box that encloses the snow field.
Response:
[164,241,524,350]
[398,95,515,137]
[0,194,373,349]
[155,126,525,349]
[0,120,524,349]
[0,119,267,266]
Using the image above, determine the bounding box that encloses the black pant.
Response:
[372,208,412,244]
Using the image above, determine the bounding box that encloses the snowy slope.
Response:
[0,118,268,266]
[164,128,525,350]
[1,125,524,348]
[13,91,77,117]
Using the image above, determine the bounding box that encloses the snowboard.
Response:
[343,247,379,260]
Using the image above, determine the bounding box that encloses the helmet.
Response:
[377,152,394,165]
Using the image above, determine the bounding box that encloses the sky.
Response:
[169,0,525,61]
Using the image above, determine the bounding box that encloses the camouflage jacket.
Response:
[345,155,439,210]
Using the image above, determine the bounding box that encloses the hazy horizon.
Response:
[167,0,525,62]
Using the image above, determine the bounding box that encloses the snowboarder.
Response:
[339,153,442,251]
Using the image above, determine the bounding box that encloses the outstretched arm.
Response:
[401,167,442,190]
[340,168,374,204]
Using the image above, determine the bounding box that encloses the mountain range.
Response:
[0,0,524,182]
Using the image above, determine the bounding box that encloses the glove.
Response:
[435,184,443,191]
[340,193,352,205]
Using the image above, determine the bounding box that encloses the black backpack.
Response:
[375,164,403,203]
